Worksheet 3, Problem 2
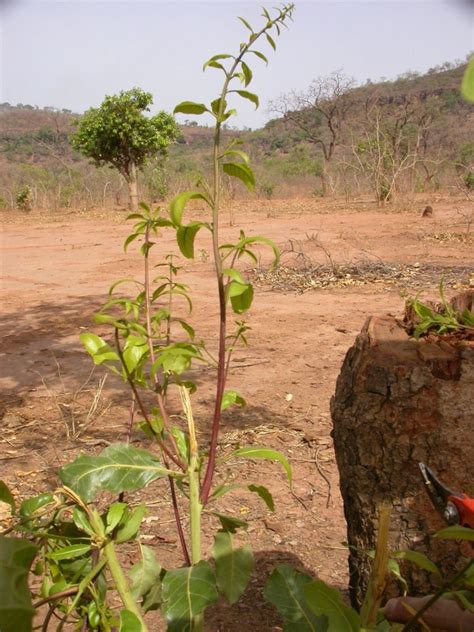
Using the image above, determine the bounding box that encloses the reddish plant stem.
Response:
[114,328,184,470]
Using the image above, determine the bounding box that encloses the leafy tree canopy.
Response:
[71,88,179,179]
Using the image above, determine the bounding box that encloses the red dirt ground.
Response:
[1,195,473,630]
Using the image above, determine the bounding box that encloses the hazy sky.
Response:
[1,0,473,129]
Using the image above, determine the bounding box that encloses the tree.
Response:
[269,71,355,195]
[71,88,178,211]
[350,89,440,203]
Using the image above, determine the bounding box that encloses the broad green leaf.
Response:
[169,191,209,227]
[221,390,246,411]
[176,222,203,259]
[0,481,15,513]
[203,53,232,71]
[435,525,474,542]
[461,55,474,102]
[119,609,142,632]
[162,561,218,625]
[222,162,255,191]
[233,447,292,483]
[0,536,37,632]
[59,443,177,502]
[72,507,95,536]
[248,484,275,511]
[223,148,249,164]
[105,502,127,534]
[116,504,146,543]
[173,101,209,115]
[304,580,360,631]
[228,280,254,314]
[171,427,189,462]
[152,343,200,376]
[241,61,252,86]
[391,550,441,577]
[211,97,227,116]
[213,531,253,604]
[48,543,92,561]
[234,90,259,109]
[20,492,55,518]
[264,564,327,631]
[130,544,162,606]
[80,333,119,365]
[122,335,148,373]
[210,511,248,533]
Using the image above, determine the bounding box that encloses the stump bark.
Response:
[330,314,474,606]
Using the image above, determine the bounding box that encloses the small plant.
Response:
[259,180,276,199]
[0,6,295,632]
[405,280,474,339]
[16,185,33,212]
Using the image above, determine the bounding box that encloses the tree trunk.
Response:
[127,163,139,212]
[330,314,474,607]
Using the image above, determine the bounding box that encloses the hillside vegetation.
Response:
[1,61,473,210]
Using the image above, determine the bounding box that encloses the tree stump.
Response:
[330,314,474,607]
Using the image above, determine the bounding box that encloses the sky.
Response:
[1,0,473,129]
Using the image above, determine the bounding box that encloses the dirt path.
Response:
[1,196,472,630]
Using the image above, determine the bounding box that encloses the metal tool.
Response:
[419,462,474,529]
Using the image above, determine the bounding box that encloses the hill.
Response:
[1,61,473,209]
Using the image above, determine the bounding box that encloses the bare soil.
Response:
[1,195,473,630]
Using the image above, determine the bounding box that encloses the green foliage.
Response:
[406,280,474,338]
[0,537,37,632]
[71,87,179,179]
[212,531,253,604]
[16,185,32,212]
[461,55,474,102]
[464,170,474,189]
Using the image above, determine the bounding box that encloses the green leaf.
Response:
[80,333,119,365]
[72,507,95,537]
[304,580,360,631]
[222,162,255,191]
[119,609,142,632]
[59,443,177,502]
[228,280,254,314]
[211,511,248,533]
[250,50,268,64]
[162,561,218,625]
[176,222,203,259]
[213,531,253,604]
[171,427,189,463]
[435,525,474,542]
[264,564,327,631]
[48,543,92,561]
[238,16,253,32]
[221,390,246,411]
[130,544,162,607]
[124,232,140,251]
[234,90,259,109]
[391,550,441,577]
[105,502,127,534]
[152,343,200,376]
[173,101,209,115]
[0,536,37,632]
[169,191,209,227]
[461,55,474,103]
[116,504,146,543]
[223,148,249,164]
[266,32,276,51]
[122,335,148,373]
[203,53,232,71]
[240,61,252,86]
[19,492,55,518]
[248,484,275,511]
[0,481,15,513]
[233,447,292,483]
